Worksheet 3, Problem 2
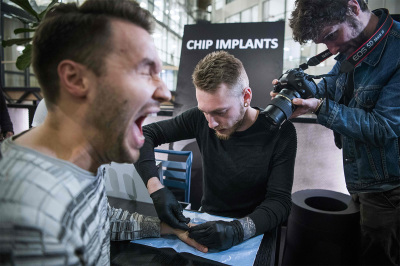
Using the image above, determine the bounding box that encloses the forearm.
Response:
[135,112,197,185]
[317,98,400,146]
[248,190,292,236]
[0,94,13,133]
[238,217,256,240]
[316,62,400,146]
[0,109,14,134]
[108,204,161,241]
[134,133,163,185]
[249,122,296,235]
[147,176,164,194]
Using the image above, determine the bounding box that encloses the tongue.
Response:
[136,116,148,133]
[132,121,145,148]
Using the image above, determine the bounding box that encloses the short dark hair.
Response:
[289,0,369,44]
[32,0,153,104]
[192,51,249,95]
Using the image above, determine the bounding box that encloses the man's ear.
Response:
[348,0,361,16]
[57,60,91,98]
[243,87,252,105]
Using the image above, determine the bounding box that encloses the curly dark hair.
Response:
[192,51,249,95]
[32,0,153,105]
[289,0,369,44]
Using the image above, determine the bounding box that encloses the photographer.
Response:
[272,0,400,264]
[135,51,297,251]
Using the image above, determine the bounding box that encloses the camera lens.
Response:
[261,89,299,126]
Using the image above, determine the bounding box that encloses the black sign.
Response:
[174,22,285,115]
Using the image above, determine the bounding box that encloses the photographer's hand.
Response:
[269,93,321,118]
[291,98,322,118]
[270,79,280,100]
[270,79,322,118]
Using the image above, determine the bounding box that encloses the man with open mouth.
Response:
[0,0,207,264]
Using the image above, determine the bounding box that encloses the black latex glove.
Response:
[188,220,244,251]
[150,187,190,230]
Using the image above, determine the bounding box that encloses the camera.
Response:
[261,67,319,126]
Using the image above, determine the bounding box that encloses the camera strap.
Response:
[306,9,394,73]
[341,9,393,73]
[342,70,354,106]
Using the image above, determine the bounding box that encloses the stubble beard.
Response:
[344,17,369,56]
[86,82,133,164]
[215,107,246,140]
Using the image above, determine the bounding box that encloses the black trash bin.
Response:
[282,189,360,265]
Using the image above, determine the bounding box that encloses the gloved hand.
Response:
[188,220,244,251]
[150,187,190,230]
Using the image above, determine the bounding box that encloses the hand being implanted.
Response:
[160,222,208,253]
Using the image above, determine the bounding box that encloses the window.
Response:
[263,0,285,21]
[2,16,26,87]
[241,5,258,23]
[215,0,224,10]
[1,0,196,91]
[153,0,164,22]
[225,13,240,23]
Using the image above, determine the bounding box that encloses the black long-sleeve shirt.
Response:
[135,107,297,236]
[0,91,13,134]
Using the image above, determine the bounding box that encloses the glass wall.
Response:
[213,0,344,75]
[263,0,285,22]
[1,0,195,91]
[226,5,258,23]
[2,16,25,87]
[135,0,195,91]
[215,0,224,10]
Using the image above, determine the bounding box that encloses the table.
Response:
[108,196,278,266]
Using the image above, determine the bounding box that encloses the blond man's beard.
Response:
[215,131,230,140]
[214,107,245,140]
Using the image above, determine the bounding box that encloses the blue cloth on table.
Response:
[131,210,263,266]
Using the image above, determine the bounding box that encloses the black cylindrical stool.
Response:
[282,189,360,265]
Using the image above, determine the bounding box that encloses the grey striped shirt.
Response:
[0,138,160,265]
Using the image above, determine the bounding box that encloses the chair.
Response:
[154,149,193,203]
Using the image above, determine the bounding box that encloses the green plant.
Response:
[1,0,58,70]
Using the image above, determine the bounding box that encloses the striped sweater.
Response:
[0,138,160,265]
